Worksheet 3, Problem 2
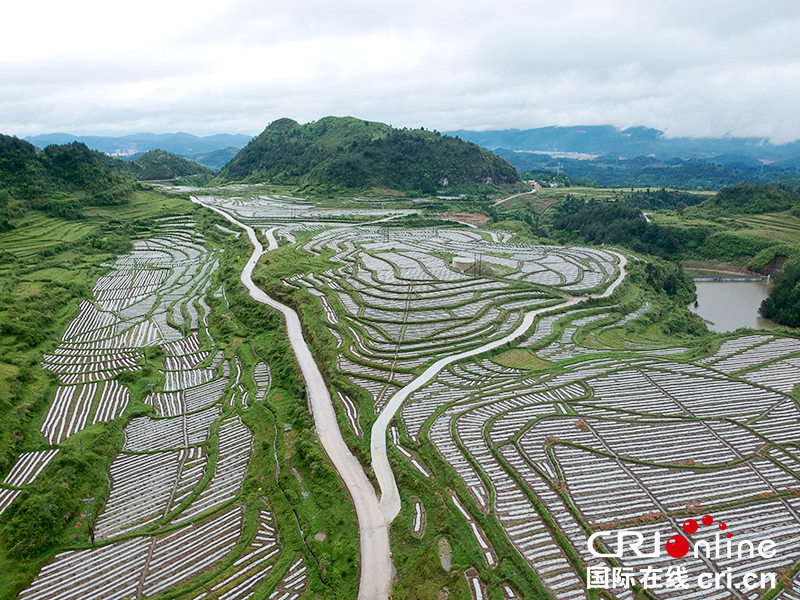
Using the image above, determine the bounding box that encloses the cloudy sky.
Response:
[3,0,800,141]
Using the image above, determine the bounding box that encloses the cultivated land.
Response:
[4,186,800,600]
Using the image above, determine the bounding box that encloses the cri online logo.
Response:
[586,513,779,592]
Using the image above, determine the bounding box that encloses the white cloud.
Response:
[2,0,799,141]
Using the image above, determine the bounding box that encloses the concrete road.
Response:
[370,251,628,522]
[193,198,393,600]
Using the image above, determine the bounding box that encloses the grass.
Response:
[493,350,552,371]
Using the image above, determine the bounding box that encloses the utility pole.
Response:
[83,497,95,545]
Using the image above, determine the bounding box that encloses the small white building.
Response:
[452,257,475,271]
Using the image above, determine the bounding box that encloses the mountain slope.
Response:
[0,135,141,226]
[132,149,214,180]
[0,135,128,199]
[186,147,240,171]
[218,116,520,190]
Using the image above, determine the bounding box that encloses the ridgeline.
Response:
[216,116,520,191]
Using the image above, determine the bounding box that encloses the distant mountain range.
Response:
[21,124,800,190]
[24,132,253,162]
[444,126,800,163]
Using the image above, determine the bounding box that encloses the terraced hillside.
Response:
[7,189,800,600]
[2,219,308,600]
[198,193,800,600]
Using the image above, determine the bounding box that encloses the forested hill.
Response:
[127,149,214,180]
[1,135,124,197]
[0,135,138,227]
[217,117,520,190]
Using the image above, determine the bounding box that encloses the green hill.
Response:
[132,149,215,180]
[0,135,125,198]
[0,135,140,227]
[699,183,800,214]
[217,116,520,190]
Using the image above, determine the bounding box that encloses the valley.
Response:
[3,148,800,600]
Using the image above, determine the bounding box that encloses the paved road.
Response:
[370,251,628,522]
[193,198,393,600]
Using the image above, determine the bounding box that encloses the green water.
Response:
[690,281,779,333]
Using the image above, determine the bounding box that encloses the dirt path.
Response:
[492,189,536,206]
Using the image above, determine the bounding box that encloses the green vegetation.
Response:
[700,183,800,214]
[0,135,135,222]
[217,116,520,192]
[130,149,214,180]
[553,200,682,256]
[186,147,241,171]
[760,261,800,326]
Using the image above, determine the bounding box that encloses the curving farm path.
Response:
[370,252,628,522]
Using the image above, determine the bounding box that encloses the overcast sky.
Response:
[3,0,800,141]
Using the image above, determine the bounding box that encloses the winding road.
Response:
[370,252,628,522]
[193,195,627,600]
[192,198,392,600]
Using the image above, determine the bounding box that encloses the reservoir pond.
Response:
[689,281,779,333]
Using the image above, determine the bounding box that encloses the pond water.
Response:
[689,281,779,333]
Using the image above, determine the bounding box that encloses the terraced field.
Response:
[9,191,800,600]
[4,217,304,600]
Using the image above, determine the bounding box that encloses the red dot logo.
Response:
[666,535,690,558]
[719,522,727,530]
[683,519,698,534]
[702,515,713,526]
[726,533,732,538]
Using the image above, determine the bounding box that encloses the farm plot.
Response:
[464,567,488,600]
[411,497,426,538]
[393,321,800,598]
[253,361,272,403]
[710,337,800,373]
[42,348,141,384]
[338,391,362,438]
[18,536,152,600]
[23,505,245,600]
[450,491,497,567]
[2,450,59,487]
[94,450,184,539]
[174,416,253,523]
[141,507,245,597]
[194,508,282,600]
[267,557,308,600]
[741,356,800,393]
[0,489,22,516]
[40,383,98,445]
[390,426,430,478]
[289,225,618,413]
[123,406,221,452]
